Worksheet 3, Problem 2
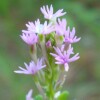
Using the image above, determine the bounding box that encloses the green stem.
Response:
[34,76,46,100]
[30,44,37,63]
[47,65,56,100]
[55,68,67,91]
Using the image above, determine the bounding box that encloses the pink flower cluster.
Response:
[15,4,81,75]
[14,5,81,100]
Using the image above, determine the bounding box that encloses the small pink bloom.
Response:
[26,89,33,100]
[40,5,66,21]
[64,27,81,44]
[46,40,51,47]
[20,31,38,45]
[14,58,46,75]
[50,45,80,71]
[56,18,67,35]
[23,19,55,34]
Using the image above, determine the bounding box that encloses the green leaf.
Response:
[34,95,43,100]
[57,91,69,100]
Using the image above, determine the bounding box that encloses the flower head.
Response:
[14,58,46,75]
[26,89,33,100]
[64,27,81,44]
[20,31,38,45]
[40,5,66,21]
[55,18,67,35]
[50,45,80,71]
[23,19,55,34]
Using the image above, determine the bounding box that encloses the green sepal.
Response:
[39,34,44,42]
[46,32,56,45]
[59,35,64,41]
[34,95,43,100]
[57,91,69,100]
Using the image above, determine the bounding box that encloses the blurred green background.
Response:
[0,0,100,100]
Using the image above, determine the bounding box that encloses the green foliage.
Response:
[34,95,43,100]
[57,91,69,100]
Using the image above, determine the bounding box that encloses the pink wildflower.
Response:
[64,27,81,44]
[26,89,33,100]
[50,45,80,71]
[55,18,67,35]
[40,5,66,21]
[23,19,55,34]
[20,31,38,45]
[14,59,46,75]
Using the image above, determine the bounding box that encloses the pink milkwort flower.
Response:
[14,58,46,75]
[20,31,38,45]
[50,45,80,71]
[23,19,55,34]
[26,89,34,100]
[40,5,66,21]
[64,27,81,44]
[46,40,51,48]
[55,18,67,35]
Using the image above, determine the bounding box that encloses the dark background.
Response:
[0,0,100,100]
